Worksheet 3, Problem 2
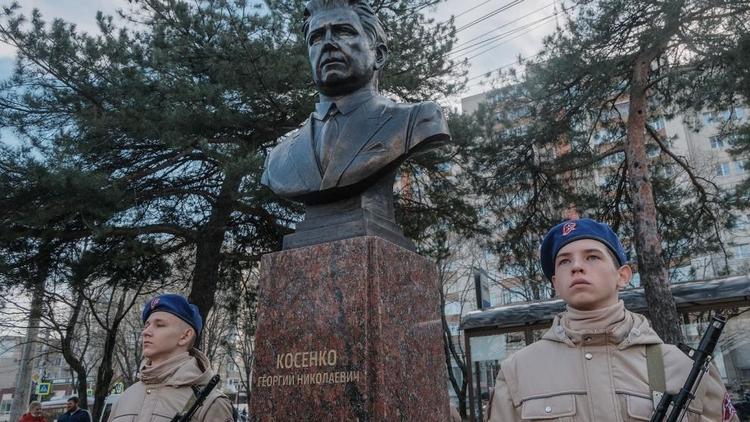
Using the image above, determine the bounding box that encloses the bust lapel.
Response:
[319,100,393,190]
[289,116,323,188]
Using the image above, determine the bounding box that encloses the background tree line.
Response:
[0,0,470,419]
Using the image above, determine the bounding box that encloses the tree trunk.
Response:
[9,248,50,422]
[76,373,89,410]
[189,173,242,325]
[60,291,91,409]
[439,284,467,418]
[625,56,684,344]
[92,292,127,421]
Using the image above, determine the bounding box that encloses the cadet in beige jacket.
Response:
[108,294,234,422]
[486,218,739,422]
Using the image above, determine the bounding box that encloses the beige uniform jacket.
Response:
[108,349,234,422]
[486,302,738,422]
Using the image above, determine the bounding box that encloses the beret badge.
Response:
[562,222,576,236]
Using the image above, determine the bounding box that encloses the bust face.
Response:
[306,7,377,97]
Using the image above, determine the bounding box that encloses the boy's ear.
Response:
[178,326,196,348]
[616,264,633,289]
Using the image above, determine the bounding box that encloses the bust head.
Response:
[303,0,388,97]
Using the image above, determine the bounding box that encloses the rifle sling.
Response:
[647,344,666,408]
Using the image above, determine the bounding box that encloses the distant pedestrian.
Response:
[107,293,233,422]
[56,397,90,422]
[18,401,46,422]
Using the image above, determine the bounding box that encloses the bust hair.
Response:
[303,0,388,49]
[27,401,41,412]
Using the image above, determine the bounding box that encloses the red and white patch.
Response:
[150,297,160,310]
[723,391,737,422]
[562,222,577,236]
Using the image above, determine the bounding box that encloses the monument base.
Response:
[250,236,450,421]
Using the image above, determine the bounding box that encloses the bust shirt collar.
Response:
[314,86,375,119]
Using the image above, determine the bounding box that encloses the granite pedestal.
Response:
[250,236,450,421]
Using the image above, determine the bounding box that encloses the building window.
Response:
[601,152,624,166]
[593,128,620,145]
[710,137,725,149]
[501,289,527,305]
[736,214,750,230]
[735,244,750,259]
[734,161,747,174]
[444,300,462,316]
[648,117,665,130]
[615,103,629,119]
[715,162,731,176]
[704,108,746,125]
[659,165,676,177]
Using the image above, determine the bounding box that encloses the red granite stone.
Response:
[250,236,451,421]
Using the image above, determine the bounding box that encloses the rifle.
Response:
[170,374,221,422]
[649,315,726,422]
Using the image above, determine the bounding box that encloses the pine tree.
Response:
[2,0,471,417]
[465,0,750,343]
[0,0,466,318]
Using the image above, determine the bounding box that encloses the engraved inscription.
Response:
[256,370,361,388]
[276,349,337,369]
[256,349,361,388]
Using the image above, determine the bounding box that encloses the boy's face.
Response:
[141,311,194,363]
[551,238,632,311]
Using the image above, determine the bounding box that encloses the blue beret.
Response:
[540,218,627,281]
[142,294,203,336]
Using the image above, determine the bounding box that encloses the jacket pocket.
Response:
[623,394,704,422]
[624,394,653,421]
[520,394,576,421]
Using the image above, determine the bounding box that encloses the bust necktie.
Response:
[318,105,340,172]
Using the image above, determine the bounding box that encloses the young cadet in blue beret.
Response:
[107,294,234,422]
[486,218,738,422]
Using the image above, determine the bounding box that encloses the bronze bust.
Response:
[261,0,450,250]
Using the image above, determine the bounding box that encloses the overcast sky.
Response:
[0,0,558,104]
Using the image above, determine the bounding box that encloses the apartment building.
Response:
[461,89,750,280]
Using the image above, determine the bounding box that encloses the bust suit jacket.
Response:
[261,94,450,204]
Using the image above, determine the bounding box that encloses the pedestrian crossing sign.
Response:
[36,383,51,396]
[113,382,124,394]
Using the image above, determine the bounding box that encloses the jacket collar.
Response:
[314,87,376,119]
[543,301,662,349]
[139,348,214,386]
